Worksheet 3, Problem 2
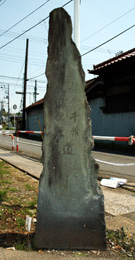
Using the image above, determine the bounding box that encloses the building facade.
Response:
[86,48,135,138]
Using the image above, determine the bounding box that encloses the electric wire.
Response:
[81,24,135,57]
[0,0,73,50]
[81,6,135,43]
[28,73,45,81]
[0,29,48,44]
[0,0,50,38]
[0,81,46,90]
[0,0,6,7]
[0,57,45,66]
[11,62,24,96]
[0,75,46,83]
[0,52,46,66]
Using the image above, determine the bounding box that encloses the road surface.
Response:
[0,131,135,182]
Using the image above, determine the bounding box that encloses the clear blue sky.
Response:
[0,0,135,112]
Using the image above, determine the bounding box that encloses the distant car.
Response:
[0,125,2,130]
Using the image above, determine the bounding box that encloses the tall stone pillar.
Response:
[34,8,106,250]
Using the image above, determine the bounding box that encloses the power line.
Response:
[62,0,73,8]
[0,18,49,50]
[0,51,46,66]
[0,29,48,44]
[81,24,135,57]
[0,0,50,38]
[0,0,6,7]
[81,45,118,54]
[0,0,73,50]
[0,75,46,83]
[81,6,135,43]
[28,73,45,81]
[3,46,46,57]
[0,82,46,90]
[11,62,24,97]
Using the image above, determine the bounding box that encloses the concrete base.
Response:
[34,195,106,250]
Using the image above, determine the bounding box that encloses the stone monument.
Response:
[34,8,106,250]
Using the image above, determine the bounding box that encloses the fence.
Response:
[1,133,14,151]
[93,135,135,145]
[16,131,43,152]
[16,131,135,152]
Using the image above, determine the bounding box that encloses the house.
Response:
[25,48,135,139]
[25,98,44,131]
[86,48,135,138]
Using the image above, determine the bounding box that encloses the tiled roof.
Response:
[89,48,135,74]
[25,98,44,110]
[85,77,103,92]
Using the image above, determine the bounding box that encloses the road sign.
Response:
[13,104,17,110]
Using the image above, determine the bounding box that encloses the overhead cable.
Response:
[0,29,48,44]
[11,62,24,96]
[0,18,49,50]
[81,6,135,43]
[28,73,45,81]
[0,74,46,83]
[81,24,135,57]
[0,0,73,50]
[0,81,46,89]
[0,0,50,38]
[0,0,6,7]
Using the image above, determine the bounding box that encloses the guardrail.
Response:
[16,131,43,152]
[2,133,14,151]
[15,131,135,152]
[93,135,135,145]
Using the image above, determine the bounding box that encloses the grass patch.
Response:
[0,180,12,184]
[25,184,35,191]
[0,160,38,237]
[9,187,19,192]
[0,161,10,177]
[27,200,37,209]
[15,242,26,250]
[16,217,25,228]
[0,189,7,201]
[0,169,10,177]
[0,161,5,168]
[106,228,135,251]
[23,208,34,217]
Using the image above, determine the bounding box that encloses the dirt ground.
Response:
[0,160,135,259]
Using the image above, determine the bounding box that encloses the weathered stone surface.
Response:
[34,8,106,250]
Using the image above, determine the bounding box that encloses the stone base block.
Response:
[34,198,106,250]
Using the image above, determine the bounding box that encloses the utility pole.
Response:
[0,101,3,125]
[22,38,29,130]
[8,84,10,129]
[34,80,37,103]
[4,84,10,129]
[74,0,80,51]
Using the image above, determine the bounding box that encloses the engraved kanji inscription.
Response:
[54,129,64,144]
[63,142,73,155]
[71,127,79,137]
[70,112,78,122]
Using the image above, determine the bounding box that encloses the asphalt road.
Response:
[0,132,42,159]
[0,131,135,182]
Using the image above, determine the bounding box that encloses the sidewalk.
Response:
[0,148,42,179]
